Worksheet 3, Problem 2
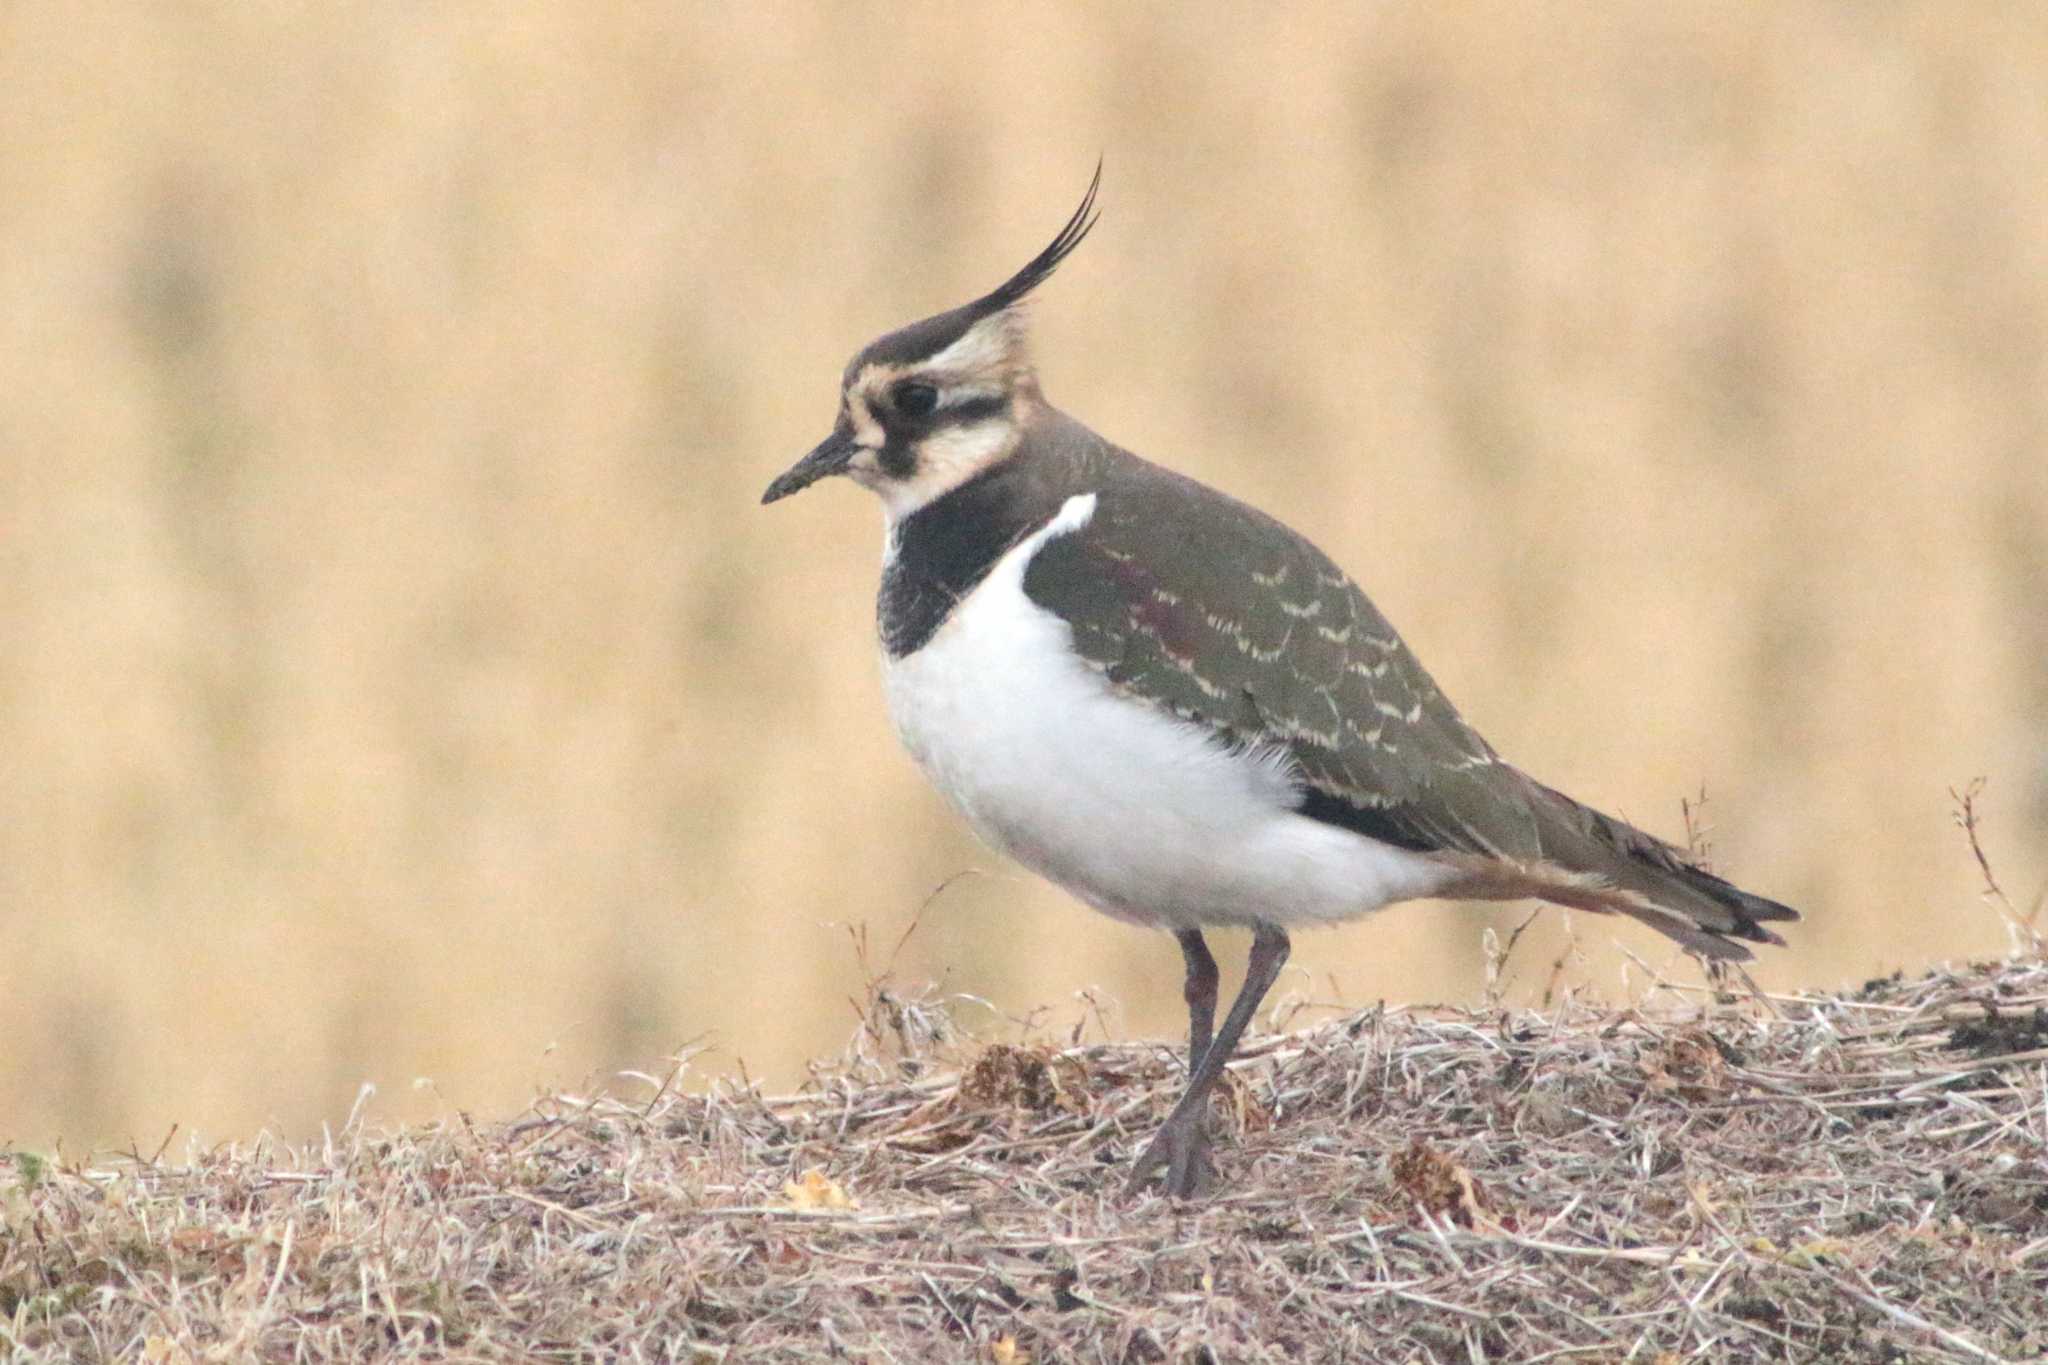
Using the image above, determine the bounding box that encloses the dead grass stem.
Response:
[5,959,2047,1362]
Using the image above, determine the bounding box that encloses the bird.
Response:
[761,168,1797,1199]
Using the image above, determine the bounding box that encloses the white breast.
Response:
[880,494,1457,931]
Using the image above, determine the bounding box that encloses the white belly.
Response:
[880,494,1457,930]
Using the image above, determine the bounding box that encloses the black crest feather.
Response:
[968,161,1102,321]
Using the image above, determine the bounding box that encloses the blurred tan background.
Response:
[3,3,2044,1152]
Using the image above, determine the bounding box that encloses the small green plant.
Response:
[12,1150,47,1190]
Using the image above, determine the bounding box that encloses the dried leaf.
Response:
[782,1167,856,1212]
[1390,1138,1499,1231]
[139,1337,197,1365]
[960,1044,1089,1115]
[1643,1029,1729,1098]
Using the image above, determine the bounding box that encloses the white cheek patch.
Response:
[872,419,1019,521]
[846,392,884,448]
[939,384,1003,411]
[920,313,1020,377]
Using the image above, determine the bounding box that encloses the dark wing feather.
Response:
[1022,439,1532,860]
[1020,421,1798,957]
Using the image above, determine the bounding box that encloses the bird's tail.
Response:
[1448,776,1800,962]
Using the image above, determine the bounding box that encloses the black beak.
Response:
[762,428,858,505]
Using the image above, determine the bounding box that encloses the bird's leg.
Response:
[1127,924,1291,1199]
[1176,928,1219,1074]
[1148,928,1219,1198]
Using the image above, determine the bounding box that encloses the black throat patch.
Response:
[877,457,1070,658]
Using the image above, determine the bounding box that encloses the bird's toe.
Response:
[1125,1111,1214,1200]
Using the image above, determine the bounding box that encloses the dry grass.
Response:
[7,958,2046,1363]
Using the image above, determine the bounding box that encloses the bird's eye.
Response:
[892,382,940,417]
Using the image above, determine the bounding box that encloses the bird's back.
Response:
[1018,409,1796,958]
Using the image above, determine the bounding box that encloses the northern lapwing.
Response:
[762,169,1797,1199]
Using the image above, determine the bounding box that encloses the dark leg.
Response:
[1127,924,1291,1199]
[1176,929,1219,1074]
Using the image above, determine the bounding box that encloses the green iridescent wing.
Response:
[1021,451,1540,859]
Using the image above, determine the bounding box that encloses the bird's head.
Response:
[762,166,1100,519]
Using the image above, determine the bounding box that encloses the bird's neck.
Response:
[874,421,1089,658]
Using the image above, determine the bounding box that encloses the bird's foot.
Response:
[1124,1110,1215,1200]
